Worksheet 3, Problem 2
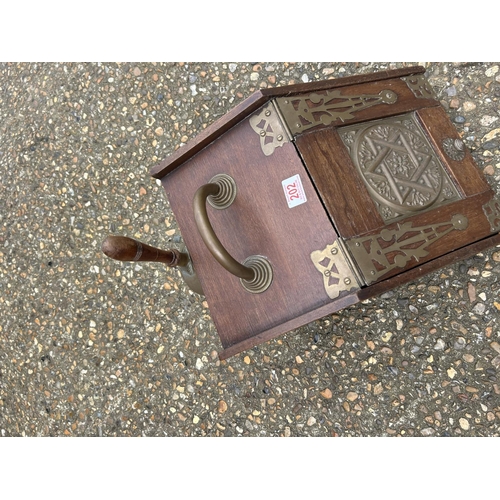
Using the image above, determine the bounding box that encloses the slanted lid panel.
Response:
[261,65,427,98]
[290,71,443,239]
[150,90,267,179]
[150,66,428,180]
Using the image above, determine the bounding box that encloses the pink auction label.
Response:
[282,174,307,208]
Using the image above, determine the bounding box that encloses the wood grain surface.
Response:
[262,66,427,98]
[296,126,384,238]
[416,106,491,197]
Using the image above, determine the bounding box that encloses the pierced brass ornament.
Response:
[401,75,437,100]
[310,240,360,299]
[482,197,500,232]
[275,89,397,134]
[249,102,291,156]
[347,214,469,284]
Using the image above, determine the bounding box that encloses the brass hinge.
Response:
[311,239,361,299]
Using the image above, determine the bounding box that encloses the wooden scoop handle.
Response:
[102,235,189,267]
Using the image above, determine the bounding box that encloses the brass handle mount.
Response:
[193,174,273,294]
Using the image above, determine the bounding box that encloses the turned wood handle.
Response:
[102,235,189,267]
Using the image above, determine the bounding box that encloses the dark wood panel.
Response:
[162,112,348,349]
[219,292,359,360]
[416,106,492,197]
[296,127,384,238]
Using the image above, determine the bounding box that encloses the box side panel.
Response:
[161,109,357,349]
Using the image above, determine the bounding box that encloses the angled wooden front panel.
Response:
[416,106,492,197]
[161,109,357,349]
[296,106,498,286]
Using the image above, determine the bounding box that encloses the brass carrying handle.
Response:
[193,182,255,281]
[193,174,273,294]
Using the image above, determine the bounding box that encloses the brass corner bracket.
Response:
[483,197,500,232]
[311,240,360,299]
[249,101,291,156]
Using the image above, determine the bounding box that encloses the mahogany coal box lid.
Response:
[104,66,500,360]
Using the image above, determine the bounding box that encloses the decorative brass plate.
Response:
[275,89,397,135]
[401,75,437,100]
[249,101,290,156]
[311,240,360,299]
[339,113,463,222]
[483,197,500,232]
[347,214,469,284]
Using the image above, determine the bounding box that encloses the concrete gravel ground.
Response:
[1,62,500,441]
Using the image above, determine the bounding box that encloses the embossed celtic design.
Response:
[401,75,437,100]
[275,89,397,134]
[340,113,462,222]
[347,214,469,284]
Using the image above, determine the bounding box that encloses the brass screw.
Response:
[344,278,351,285]
[277,135,283,142]
[265,109,271,117]
[260,130,266,137]
[331,247,338,255]
[324,270,331,277]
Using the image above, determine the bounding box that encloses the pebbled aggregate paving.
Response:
[0,62,499,437]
